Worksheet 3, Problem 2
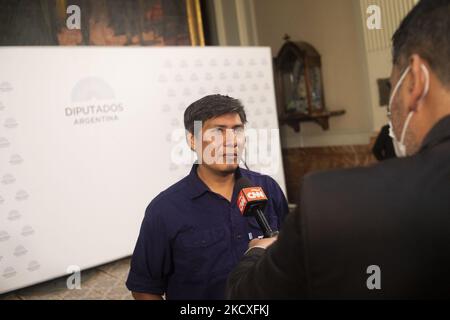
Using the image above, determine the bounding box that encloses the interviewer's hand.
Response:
[248,235,278,250]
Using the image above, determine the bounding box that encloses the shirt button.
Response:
[236,234,242,240]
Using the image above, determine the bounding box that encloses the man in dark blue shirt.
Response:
[126,94,288,299]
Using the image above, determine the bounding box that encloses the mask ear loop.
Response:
[388,66,411,118]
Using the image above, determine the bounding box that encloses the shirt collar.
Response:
[186,163,243,200]
[419,115,450,152]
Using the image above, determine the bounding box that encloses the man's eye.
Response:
[211,128,223,134]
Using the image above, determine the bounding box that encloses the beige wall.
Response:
[253,0,374,147]
[364,48,393,131]
[209,0,416,148]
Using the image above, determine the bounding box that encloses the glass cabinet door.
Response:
[309,66,324,112]
[282,59,308,114]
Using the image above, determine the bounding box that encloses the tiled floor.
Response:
[0,257,133,300]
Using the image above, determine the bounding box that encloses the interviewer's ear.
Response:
[406,54,430,112]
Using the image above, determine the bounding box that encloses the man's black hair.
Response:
[184,94,247,134]
[392,0,450,86]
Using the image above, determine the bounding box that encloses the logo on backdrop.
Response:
[66,77,125,125]
[0,81,13,92]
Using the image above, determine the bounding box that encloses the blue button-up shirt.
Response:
[126,164,288,299]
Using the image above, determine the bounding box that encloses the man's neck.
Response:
[196,165,236,202]
[415,92,450,152]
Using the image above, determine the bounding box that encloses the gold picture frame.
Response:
[186,0,205,46]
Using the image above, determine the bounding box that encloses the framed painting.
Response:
[0,0,205,46]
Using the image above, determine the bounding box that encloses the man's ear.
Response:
[186,131,196,152]
[407,54,429,112]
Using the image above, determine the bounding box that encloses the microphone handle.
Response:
[255,208,278,238]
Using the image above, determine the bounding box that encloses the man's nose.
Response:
[224,129,238,147]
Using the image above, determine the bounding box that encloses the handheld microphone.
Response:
[236,177,279,238]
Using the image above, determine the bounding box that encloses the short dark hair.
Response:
[392,0,450,86]
[184,94,247,134]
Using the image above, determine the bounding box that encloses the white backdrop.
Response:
[0,47,286,294]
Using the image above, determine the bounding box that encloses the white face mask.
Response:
[388,64,429,157]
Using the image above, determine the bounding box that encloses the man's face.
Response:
[193,113,245,175]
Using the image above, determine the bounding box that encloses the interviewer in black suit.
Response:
[227,0,450,299]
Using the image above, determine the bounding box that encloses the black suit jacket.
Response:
[227,115,450,299]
